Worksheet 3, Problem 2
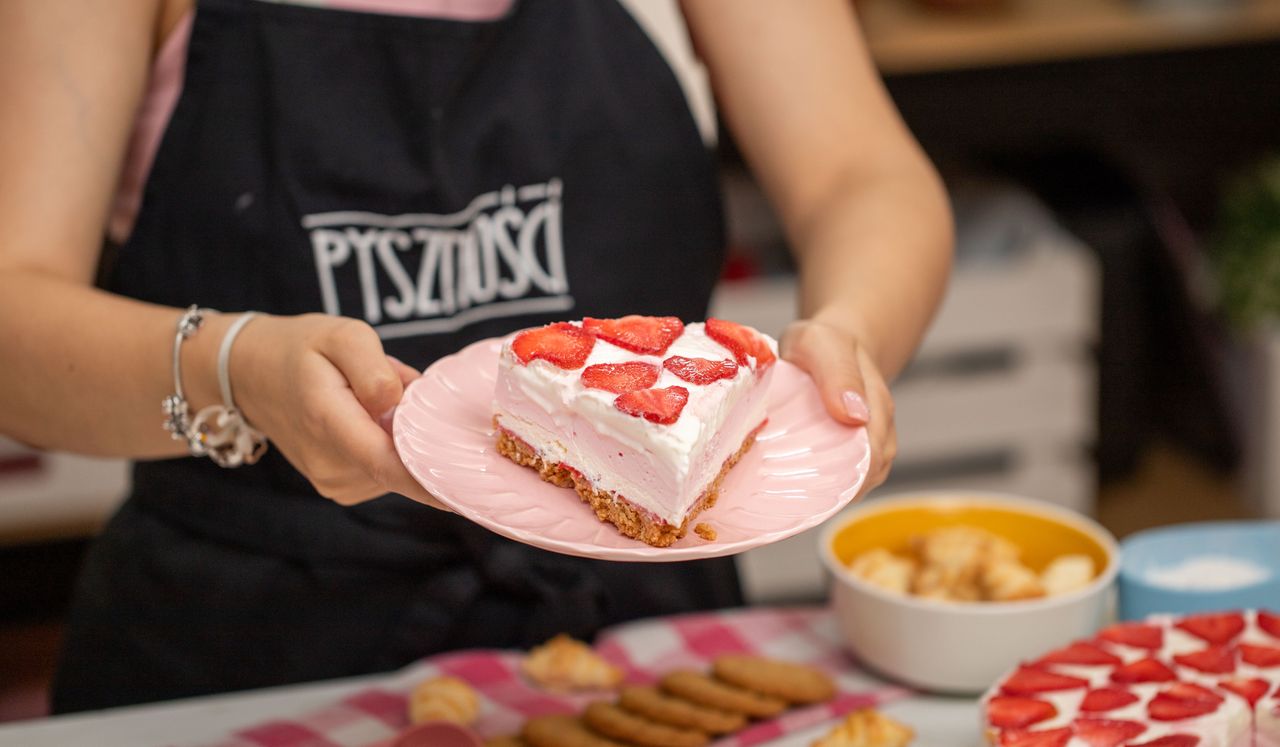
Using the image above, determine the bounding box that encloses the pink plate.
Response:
[393,337,870,562]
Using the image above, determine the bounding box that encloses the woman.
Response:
[0,0,951,711]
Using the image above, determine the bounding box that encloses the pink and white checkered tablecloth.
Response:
[194,606,910,747]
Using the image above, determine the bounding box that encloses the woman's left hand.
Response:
[780,318,897,496]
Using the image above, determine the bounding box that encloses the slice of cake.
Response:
[492,316,775,547]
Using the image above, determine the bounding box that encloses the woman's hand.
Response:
[781,318,897,495]
[228,313,447,508]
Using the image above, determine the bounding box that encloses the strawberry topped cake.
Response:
[492,316,776,547]
[983,609,1280,747]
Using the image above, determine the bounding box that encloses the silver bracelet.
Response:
[162,307,269,467]
[194,312,269,467]
[161,305,206,446]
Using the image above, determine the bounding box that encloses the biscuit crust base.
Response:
[495,421,762,548]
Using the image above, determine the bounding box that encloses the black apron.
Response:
[53,0,738,713]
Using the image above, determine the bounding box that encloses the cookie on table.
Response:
[618,685,747,734]
[583,701,709,747]
[522,715,628,747]
[660,670,787,718]
[809,708,914,747]
[712,654,836,705]
[521,634,624,692]
[408,675,480,725]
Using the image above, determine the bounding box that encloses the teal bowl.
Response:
[1118,520,1280,620]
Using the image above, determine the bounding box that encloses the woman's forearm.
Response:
[0,270,233,457]
[680,0,952,380]
[793,164,953,380]
[0,268,446,507]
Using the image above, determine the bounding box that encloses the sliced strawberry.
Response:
[1111,657,1177,684]
[511,322,595,369]
[1176,611,1246,645]
[999,727,1072,747]
[1071,718,1146,747]
[1259,609,1280,640]
[1164,682,1225,705]
[1148,682,1225,721]
[987,696,1057,729]
[1240,642,1280,668]
[705,318,775,369]
[1080,687,1140,713]
[614,386,688,425]
[662,355,738,385]
[1219,677,1270,705]
[1037,641,1122,668]
[582,316,684,356]
[1148,693,1220,721]
[1097,622,1164,650]
[580,361,660,393]
[1129,738,1200,747]
[1001,667,1089,696]
[1173,645,1237,674]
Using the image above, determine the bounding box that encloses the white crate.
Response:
[714,196,1100,603]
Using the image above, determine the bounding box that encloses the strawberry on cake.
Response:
[492,316,775,547]
[982,609,1280,747]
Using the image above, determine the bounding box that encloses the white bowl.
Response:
[819,491,1120,694]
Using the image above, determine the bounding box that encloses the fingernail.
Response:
[842,390,870,424]
[378,407,396,434]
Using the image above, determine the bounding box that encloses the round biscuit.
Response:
[659,670,787,718]
[712,655,836,704]
[522,715,627,747]
[583,701,709,747]
[619,685,746,734]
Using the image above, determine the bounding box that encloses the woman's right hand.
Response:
[227,312,448,509]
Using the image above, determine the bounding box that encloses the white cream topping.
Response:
[984,682,1251,746]
[982,610,1277,746]
[492,321,773,526]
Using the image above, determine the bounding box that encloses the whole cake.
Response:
[982,609,1280,747]
[492,316,776,547]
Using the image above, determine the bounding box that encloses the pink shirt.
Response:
[108,0,515,245]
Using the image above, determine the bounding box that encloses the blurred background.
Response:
[2,0,1279,725]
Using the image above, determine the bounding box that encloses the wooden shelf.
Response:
[861,0,1280,74]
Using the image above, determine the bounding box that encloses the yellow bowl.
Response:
[819,492,1119,693]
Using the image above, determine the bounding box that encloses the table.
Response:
[0,608,986,747]
[0,677,982,747]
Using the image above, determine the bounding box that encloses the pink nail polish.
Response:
[378,407,397,434]
[843,390,870,424]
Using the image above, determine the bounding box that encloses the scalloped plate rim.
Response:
[393,336,870,562]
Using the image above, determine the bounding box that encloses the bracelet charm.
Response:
[193,311,268,467]
[162,306,268,467]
